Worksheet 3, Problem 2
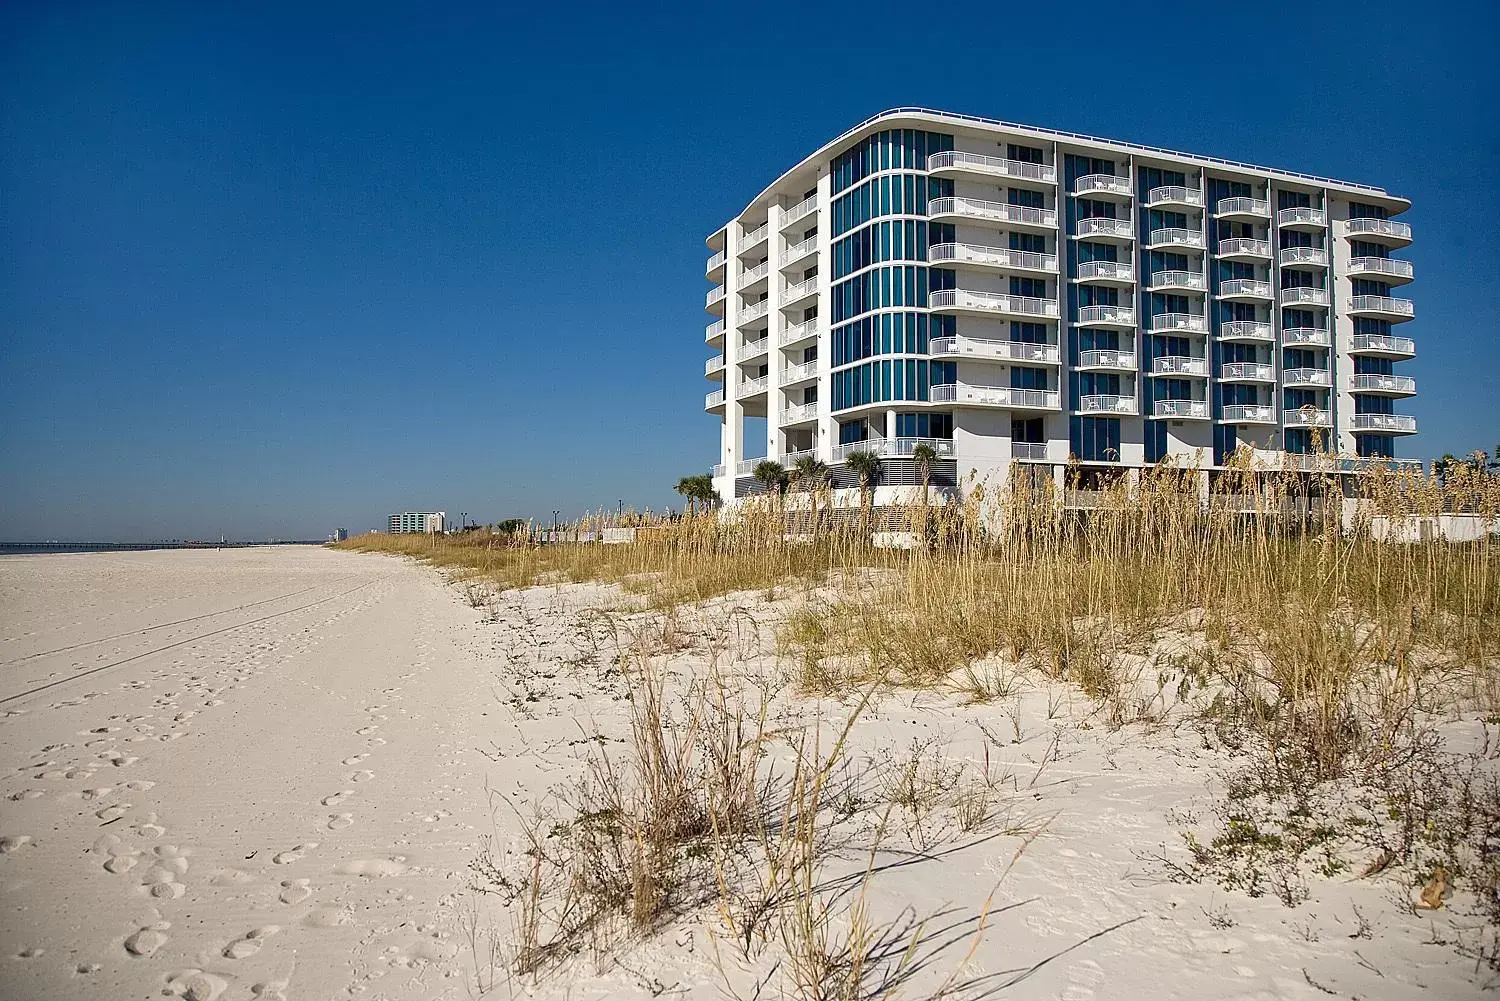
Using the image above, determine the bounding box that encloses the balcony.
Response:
[1151,312,1209,334]
[1351,333,1415,357]
[1219,320,1275,343]
[779,402,818,425]
[737,260,769,289]
[783,236,818,266]
[1217,237,1272,260]
[779,448,815,469]
[1153,399,1210,419]
[782,277,819,307]
[739,299,769,325]
[1075,173,1132,197]
[1075,260,1135,284]
[1279,286,1329,307]
[1151,355,1209,377]
[1278,246,1328,268]
[712,463,726,478]
[928,196,1057,230]
[1217,278,1273,301]
[929,288,1059,319]
[1277,206,1326,229]
[929,335,1061,365]
[1284,407,1332,427]
[781,195,817,230]
[705,355,725,378]
[929,383,1061,410]
[1146,185,1204,209]
[779,319,819,347]
[706,249,727,279]
[1345,217,1412,246]
[928,242,1058,274]
[1078,394,1139,415]
[705,318,726,345]
[740,222,769,251]
[926,150,1056,184]
[1074,216,1135,241]
[1146,227,1206,251]
[1012,441,1049,459]
[782,358,818,384]
[1220,362,1275,383]
[1282,367,1330,388]
[1281,327,1329,347]
[1077,304,1136,327]
[1347,257,1414,284]
[1351,413,1417,434]
[1149,270,1207,292]
[705,389,725,411]
[1220,404,1276,424]
[830,436,956,463]
[1347,294,1414,321]
[1215,196,1270,219]
[706,284,727,311]
[740,375,769,397]
[742,335,770,359]
[1351,373,1417,396]
[1078,349,1137,371]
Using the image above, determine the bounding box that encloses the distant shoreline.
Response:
[0,541,326,556]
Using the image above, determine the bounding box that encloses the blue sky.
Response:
[2,0,1497,540]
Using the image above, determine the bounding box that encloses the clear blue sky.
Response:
[2,0,1497,540]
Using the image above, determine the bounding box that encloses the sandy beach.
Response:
[0,546,1488,1000]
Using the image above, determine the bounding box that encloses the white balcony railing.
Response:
[1078,394,1138,415]
[1285,408,1332,427]
[1075,173,1132,196]
[1346,217,1412,242]
[1150,270,1206,291]
[705,318,726,342]
[740,375,769,395]
[1075,216,1134,239]
[928,242,1058,273]
[1078,349,1137,370]
[1351,414,1417,433]
[1282,367,1330,386]
[782,195,817,228]
[1352,333,1416,355]
[705,390,725,409]
[735,458,762,476]
[739,299,769,323]
[1278,246,1328,267]
[926,150,1056,183]
[1347,257,1414,281]
[742,336,769,357]
[1352,374,1417,394]
[1152,355,1208,376]
[1151,312,1208,333]
[929,335,1061,364]
[1216,196,1269,217]
[783,277,819,303]
[1279,286,1329,307]
[779,403,817,424]
[1220,362,1275,382]
[830,436,956,463]
[1348,294,1414,318]
[1282,327,1329,347]
[740,222,769,249]
[1218,237,1272,258]
[782,359,818,383]
[1154,399,1209,418]
[784,236,818,262]
[1011,441,1049,459]
[1218,278,1272,298]
[707,249,727,273]
[706,284,726,307]
[737,261,769,287]
[780,448,815,468]
[929,289,1059,317]
[1077,304,1136,325]
[1147,227,1205,249]
[1277,206,1326,228]
[929,383,1061,409]
[1076,260,1134,281]
[1146,185,1204,207]
[712,463,726,478]
[779,318,819,346]
[1220,320,1274,341]
[705,355,725,375]
[1221,404,1276,423]
[928,196,1058,228]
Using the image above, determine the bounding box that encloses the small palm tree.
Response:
[1434,453,1459,486]
[844,450,882,541]
[693,475,720,512]
[676,474,716,516]
[675,476,699,517]
[753,460,787,500]
[910,442,938,545]
[792,456,829,534]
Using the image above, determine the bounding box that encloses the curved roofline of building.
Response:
[711,107,1409,241]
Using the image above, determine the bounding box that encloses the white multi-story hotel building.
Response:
[388,511,445,534]
[703,108,1416,501]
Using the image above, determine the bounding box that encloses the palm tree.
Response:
[694,475,720,512]
[753,460,788,501]
[792,456,830,534]
[910,442,937,545]
[1434,453,1459,486]
[675,474,716,516]
[844,450,882,541]
[675,476,699,517]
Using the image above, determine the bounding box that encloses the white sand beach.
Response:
[0,547,1488,999]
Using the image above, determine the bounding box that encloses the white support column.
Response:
[765,203,785,462]
[724,221,746,483]
[813,168,834,461]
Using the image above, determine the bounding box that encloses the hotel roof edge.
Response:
[707,107,1410,243]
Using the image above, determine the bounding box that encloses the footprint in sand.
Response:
[144,867,186,899]
[95,803,132,823]
[355,725,378,736]
[272,842,318,865]
[320,790,353,807]
[349,770,374,783]
[340,754,368,766]
[326,813,354,831]
[223,925,280,959]
[132,813,166,839]
[0,835,32,854]
[164,969,228,1000]
[9,790,46,801]
[124,921,170,957]
[278,878,312,904]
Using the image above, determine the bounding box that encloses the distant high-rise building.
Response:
[333,528,349,542]
[387,512,445,534]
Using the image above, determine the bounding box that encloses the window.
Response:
[896,412,953,438]
[1007,143,1043,164]
[1010,232,1047,253]
[1011,417,1044,443]
[1010,276,1047,298]
[1071,416,1122,462]
[1007,187,1044,208]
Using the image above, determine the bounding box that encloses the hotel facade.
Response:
[703,109,1416,501]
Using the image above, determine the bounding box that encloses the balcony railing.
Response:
[929,289,1059,317]
[1277,206,1326,228]
[782,195,817,228]
[1345,217,1412,242]
[782,359,818,383]
[1012,442,1048,459]
[1279,286,1329,307]
[1151,312,1208,333]
[1075,173,1132,196]
[707,249,727,273]
[1285,408,1332,427]
[705,355,725,375]
[1146,185,1204,208]
[740,222,769,249]
[1218,278,1272,299]
[1078,394,1138,415]
[1347,257,1414,281]
[1351,332,1415,356]
[1278,246,1328,267]
[737,260,769,287]
[1076,260,1134,281]
[1220,320,1274,341]
[1216,196,1269,217]
[1281,327,1329,347]
[706,284,726,307]
[830,436,956,463]
[1351,413,1417,433]
[1282,367,1330,387]
[739,299,769,323]
[783,277,819,303]
[779,403,818,424]
[1154,399,1209,419]
[1147,227,1205,249]
[1220,362,1275,382]
[712,463,726,478]
[1075,216,1134,239]
[928,242,1057,273]
[740,375,769,395]
[929,383,1061,409]
[1149,270,1206,291]
[779,318,819,346]
[780,448,816,468]
[735,458,763,476]
[1221,404,1276,424]
[705,390,725,409]
[705,318,726,342]
[742,336,769,357]
[1351,374,1417,394]
[1217,237,1271,258]
[1078,349,1137,370]
[929,335,1061,364]
[926,150,1056,183]
[1152,355,1208,376]
[784,236,818,262]
[1348,294,1414,318]
[928,196,1058,228]
[1077,304,1136,326]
